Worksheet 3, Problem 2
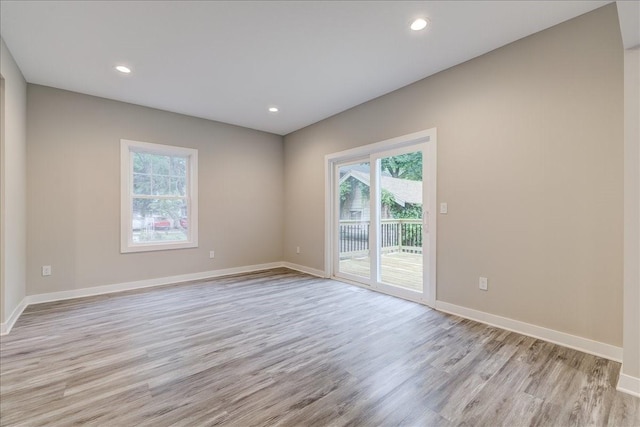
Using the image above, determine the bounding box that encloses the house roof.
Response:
[340,170,422,207]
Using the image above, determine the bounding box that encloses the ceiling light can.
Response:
[115,65,131,74]
[410,18,428,31]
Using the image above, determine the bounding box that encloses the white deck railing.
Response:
[339,219,422,258]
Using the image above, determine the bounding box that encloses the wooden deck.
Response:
[339,252,423,291]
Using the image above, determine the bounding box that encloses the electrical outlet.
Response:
[209,251,215,259]
[42,265,52,276]
[479,277,488,291]
[296,246,301,254]
[440,202,448,214]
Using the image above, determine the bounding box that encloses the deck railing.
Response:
[339,219,422,257]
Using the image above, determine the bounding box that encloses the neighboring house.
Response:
[339,169,422,220]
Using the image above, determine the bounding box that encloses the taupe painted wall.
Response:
[283,5,624,345]
[27,85,284,295]
[0,38,27,324]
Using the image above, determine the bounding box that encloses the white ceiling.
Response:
[0,1,615,135]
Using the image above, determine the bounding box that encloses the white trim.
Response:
[622,47,640,400]
[25,262,282,306]
[333,276,427,306]
[324,157,332,277]
[616,372,640,397]
[324,128,435,163]
[0,297,27,335]
[426,131,437,307]
[0,76,5,337]
[282,262,326,278]
[435,300,623,363]
[371,152,381,291]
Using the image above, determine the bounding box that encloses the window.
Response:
[120,139,198,253]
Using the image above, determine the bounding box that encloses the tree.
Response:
[132,152,187,228]
[381,152,422,180]
[340,178,369,202]
[340,154,423,220]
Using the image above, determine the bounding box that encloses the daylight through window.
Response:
[121,139,198,252]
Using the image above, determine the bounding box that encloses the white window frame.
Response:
[120,139,198,253]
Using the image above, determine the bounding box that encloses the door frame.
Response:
[324,128,437,307]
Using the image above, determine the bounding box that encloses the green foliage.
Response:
[132,152,188,223]
[381,189,395,207]
[341,153,423,220]
[133,152,187,196]
[381,153,422,218]
[382,188,421,219]
[339,180,351,203]
[389,202,422,219]
[381,152,422,180]
[400,221,423,247]
[341,178,422,219]
[340,178,369,202]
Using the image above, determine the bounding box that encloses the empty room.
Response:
[1,1,639,426]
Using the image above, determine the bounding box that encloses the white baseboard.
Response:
[0,297,28,335]
[617,372,640,397]
[282,262,326,278]
[26,262,284,306]
[435,300,623,363]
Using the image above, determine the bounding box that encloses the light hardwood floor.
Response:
[1,268,638,426]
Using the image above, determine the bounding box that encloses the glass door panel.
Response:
[377,151,423,292]
[337,162,371,280]
[330,132,434,306]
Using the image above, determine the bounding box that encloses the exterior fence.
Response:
[339,219,422,258]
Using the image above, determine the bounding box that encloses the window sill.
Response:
[121,241,198,253]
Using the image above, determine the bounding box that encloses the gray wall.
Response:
[283,5,623,346]
[27,85,284,295]
[0,38,27,325]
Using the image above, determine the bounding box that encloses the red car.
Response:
[153,217,171,230]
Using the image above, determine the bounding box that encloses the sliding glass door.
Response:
[332,136,434,305]
[376,148,424,294]
[337,161,371,280]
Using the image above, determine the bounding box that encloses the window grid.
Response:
[121,139,198,253]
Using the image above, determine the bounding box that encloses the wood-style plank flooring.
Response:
[1,268,639,426]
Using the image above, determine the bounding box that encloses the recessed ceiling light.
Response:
[115,65,131,74]
[268,106,279,113]
[410,18,428,31]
